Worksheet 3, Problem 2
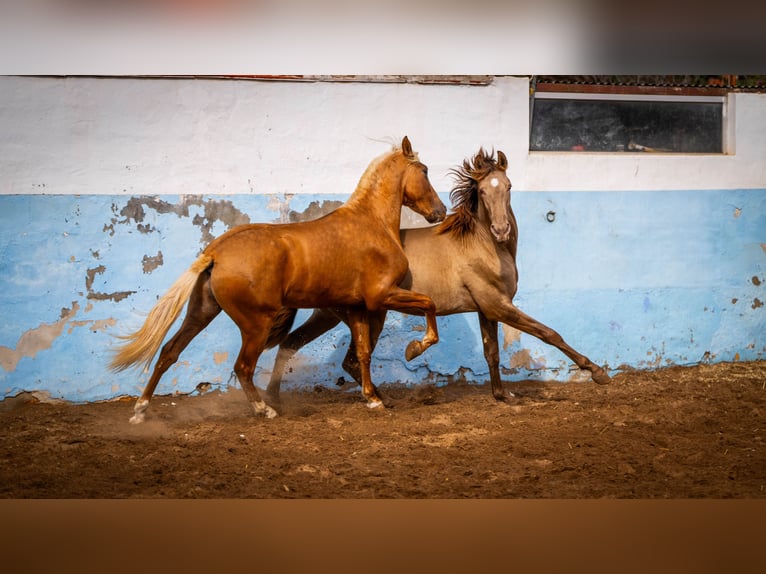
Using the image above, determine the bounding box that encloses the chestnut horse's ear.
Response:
[401,136,413,158]
[497,150,508,170]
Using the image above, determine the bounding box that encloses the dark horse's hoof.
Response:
[591,368,611,385]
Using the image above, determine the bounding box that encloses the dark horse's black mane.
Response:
[438,148,501,239]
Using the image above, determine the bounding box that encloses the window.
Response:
[530,90,726,154]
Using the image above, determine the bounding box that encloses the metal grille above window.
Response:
[530,92,725,154]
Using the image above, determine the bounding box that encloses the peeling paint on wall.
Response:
[85,265,135,302]
[142,251,164,273]
[111,196,251,246]
[0,304,79,372]
[288,200,345,223]
[501,325,522,350]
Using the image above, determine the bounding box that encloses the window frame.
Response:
[529,87,731,155]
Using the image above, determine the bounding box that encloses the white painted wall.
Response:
[0,76,529,198]
[2,76,764,196]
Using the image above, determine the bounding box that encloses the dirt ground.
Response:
[1,361,764,498]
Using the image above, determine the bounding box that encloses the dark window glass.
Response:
[530,98,723,153]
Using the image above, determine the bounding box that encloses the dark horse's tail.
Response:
[109,253,214,372]
[265,309,298,350]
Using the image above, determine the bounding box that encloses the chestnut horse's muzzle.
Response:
[425,205,447,224]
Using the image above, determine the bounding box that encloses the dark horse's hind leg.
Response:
[494,303,611,388]
[266,309,342,409]
[477,312,515,401]
[130,271,222,424]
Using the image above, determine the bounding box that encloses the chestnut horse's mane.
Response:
[350,139,420,200]
[438,148,501,239]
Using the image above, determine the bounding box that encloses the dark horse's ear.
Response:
[497,150,508,171]
[401,136,414,158]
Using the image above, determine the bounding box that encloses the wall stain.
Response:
[753,276,762,286]
[753,298,763,310]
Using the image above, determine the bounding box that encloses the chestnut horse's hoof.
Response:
[252,400,279,419]
[591,368,611,385]
[405,340,423,361]
[366,398,384,409]
[493,389,516,402]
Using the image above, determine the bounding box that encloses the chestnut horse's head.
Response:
[446,148,513,243]
[399,136,447,224]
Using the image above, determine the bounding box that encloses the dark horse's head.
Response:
[443,148,512,242]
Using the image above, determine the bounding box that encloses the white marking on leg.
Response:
[252,400,279,418]
[366,398,383,409]
[130,399,149,424]
[252,400,266,415]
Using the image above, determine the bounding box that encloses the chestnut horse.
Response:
[265,148,610,406]
[110,136,446,423]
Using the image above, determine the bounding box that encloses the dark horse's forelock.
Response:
[439,148,500,238]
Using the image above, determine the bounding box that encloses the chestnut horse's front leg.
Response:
[378,287,439,361]
[346,306,384,409]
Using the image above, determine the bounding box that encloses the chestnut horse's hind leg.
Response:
[477,312,515,401]
[130,271,222,424]
[496,304,611,385]
[233,316,280,419]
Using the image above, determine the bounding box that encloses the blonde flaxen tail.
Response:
[109,253,214,372]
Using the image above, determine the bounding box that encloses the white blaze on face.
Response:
[490,177,499,188]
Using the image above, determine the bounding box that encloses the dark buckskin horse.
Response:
[110,136,447,423]
[265,148,610,407]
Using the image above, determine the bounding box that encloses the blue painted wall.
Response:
[1,189,764,401]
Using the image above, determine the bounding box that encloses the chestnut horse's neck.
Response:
[345,150,408,232]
